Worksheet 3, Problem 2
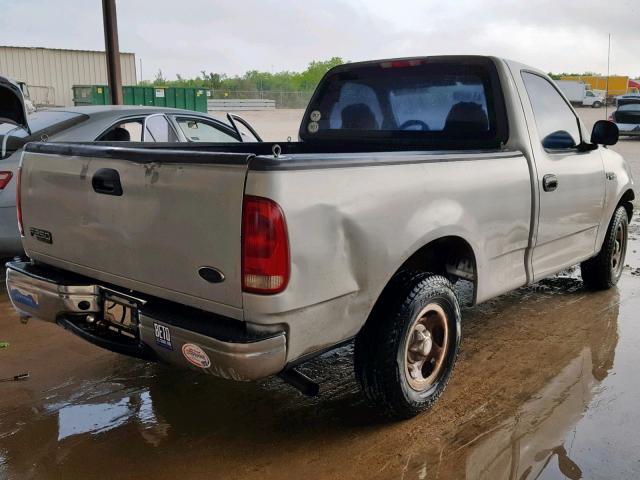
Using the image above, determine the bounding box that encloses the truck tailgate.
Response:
[19,144,251,312]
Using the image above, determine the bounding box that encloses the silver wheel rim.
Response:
[611,221,627,279]
[404,303,449,392]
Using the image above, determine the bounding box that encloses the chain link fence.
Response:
[207,90,313,109]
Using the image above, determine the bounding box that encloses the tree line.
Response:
[141,57,345,92]
[547,72,601,80]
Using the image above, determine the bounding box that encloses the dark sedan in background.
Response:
[611,97,640,137]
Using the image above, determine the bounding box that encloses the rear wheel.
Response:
[354,272,461,419]
[581,206,628,289]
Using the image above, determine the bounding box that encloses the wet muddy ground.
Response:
[1,108,640,479]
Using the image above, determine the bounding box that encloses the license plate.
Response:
[101,290,140,338]
[153,323,173,350]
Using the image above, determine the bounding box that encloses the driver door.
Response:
[520,71,606,280]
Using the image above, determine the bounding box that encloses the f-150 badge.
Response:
[29,228,52,244]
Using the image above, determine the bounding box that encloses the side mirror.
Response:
[591,120,618,146]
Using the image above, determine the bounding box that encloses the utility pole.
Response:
[605,33,611,118]
[102,0,123,104]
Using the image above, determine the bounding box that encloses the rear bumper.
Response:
[5,261,287,381]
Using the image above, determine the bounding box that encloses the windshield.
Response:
[301,58,506,147]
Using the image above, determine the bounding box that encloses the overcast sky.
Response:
[1,0,638,80]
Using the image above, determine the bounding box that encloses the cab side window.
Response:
[97,119,143,141]
[174,117,239,142]
[522,72,581,150]
[144,115,179,142]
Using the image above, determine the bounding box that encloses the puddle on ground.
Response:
[1,272,638,479]
[53,389,164,442]
[2,223,640,478]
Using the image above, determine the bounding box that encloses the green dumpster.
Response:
[161,87,208,112]
[123,86,155,106]
[72,85,110,106]
[74,85,209,112]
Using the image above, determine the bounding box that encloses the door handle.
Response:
[92,168,123,196]
[542,174,558,192]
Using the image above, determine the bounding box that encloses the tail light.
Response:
[242,195,289,294]
[0,171,12,190]
[16,167,23,235]
[609,113,615,122]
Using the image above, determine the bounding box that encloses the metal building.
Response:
[0,46,136,107]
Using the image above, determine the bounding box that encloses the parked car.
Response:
[0,75,261,255]
[555,80,605,108]
[614,93,640,106]
[610,97,640,136]
[5,56,634,419]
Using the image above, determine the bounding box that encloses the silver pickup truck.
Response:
[4,56,635,419]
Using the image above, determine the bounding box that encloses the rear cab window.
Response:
[300,57,508,149]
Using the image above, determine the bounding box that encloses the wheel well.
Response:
[619,189,635,221]
[397,236,477,304]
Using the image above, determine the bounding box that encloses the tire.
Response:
[354,272,461,419]
[593,101,603,108]
[581,206,628,290]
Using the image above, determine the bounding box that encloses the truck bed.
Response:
[20,141,528,324]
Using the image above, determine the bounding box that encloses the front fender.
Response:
[596,147,635,252]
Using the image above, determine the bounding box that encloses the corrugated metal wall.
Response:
[0,46,136,107]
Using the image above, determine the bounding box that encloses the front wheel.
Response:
[581,206,628,289]
[354,272,461,419]
[592,101,603,108]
